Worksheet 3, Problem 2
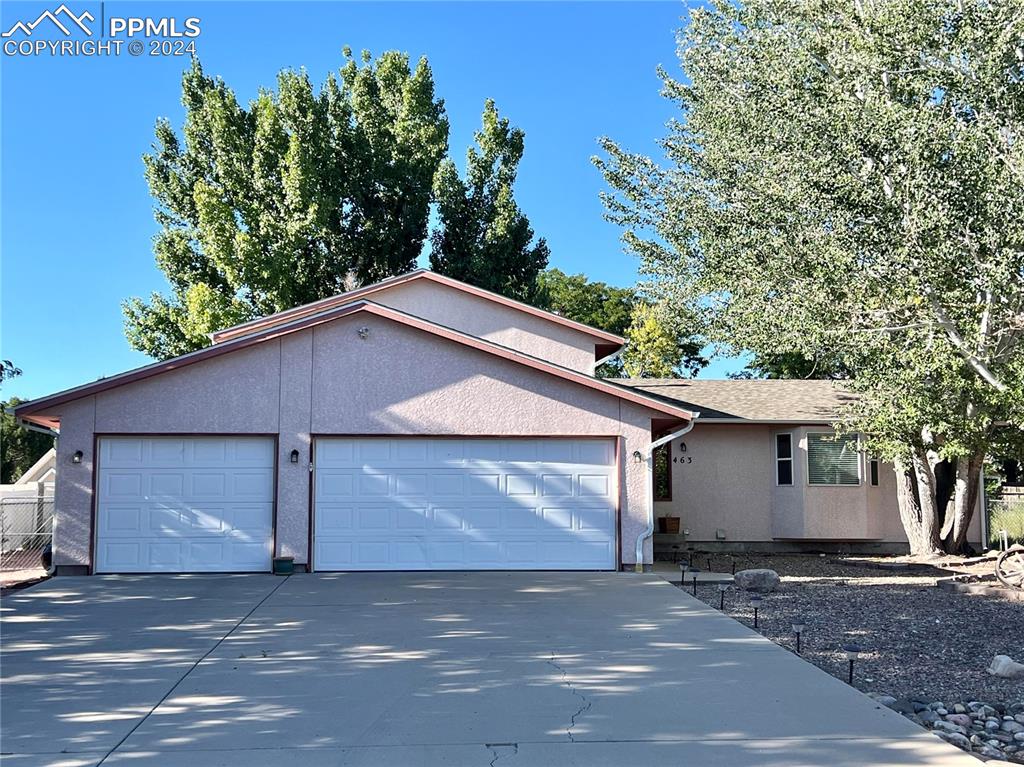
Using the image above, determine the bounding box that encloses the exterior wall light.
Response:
[290,449,300,464]
[632,450,643,463]
[71,450,83,464]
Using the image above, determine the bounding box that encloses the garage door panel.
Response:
[314,438,616,571]
[96,437,274,573]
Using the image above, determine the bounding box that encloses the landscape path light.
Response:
[717,582,728,610]
[679,561,689,586]
[690,567,701,596]
[792,618,806,654]
[843,643,861,685]
[749,594,763,629]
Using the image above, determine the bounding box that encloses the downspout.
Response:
[635,413,699,572]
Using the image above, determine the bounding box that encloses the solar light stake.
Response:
[718,582,728,610]
[844,644,861,685]
[792,620,806,655]
[679,562,688,586]
[690,567,701,596]
[749,594,763,629]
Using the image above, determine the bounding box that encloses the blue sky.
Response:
[2,0,742,401]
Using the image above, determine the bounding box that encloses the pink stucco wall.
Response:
[656,423,982,546]
[370,280,601,373]
[47,312,659,569]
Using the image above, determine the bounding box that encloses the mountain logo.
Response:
[2,4,94,38]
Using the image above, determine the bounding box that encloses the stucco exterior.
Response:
[655,423,982,549]
[368,279,602,374]
[45,312,665,571]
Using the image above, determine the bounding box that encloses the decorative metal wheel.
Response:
[996,545,1024,591]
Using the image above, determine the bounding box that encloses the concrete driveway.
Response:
[1,572,977,766]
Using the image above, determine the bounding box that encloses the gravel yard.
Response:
[671,554,1024,762]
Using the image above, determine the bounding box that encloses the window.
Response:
[653,443,672,501]
[869,459,879,486]
[775,433,793,486]
[807,433,861,486]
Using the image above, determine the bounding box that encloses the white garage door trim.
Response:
[94,435,276,573]
[313,436,619,571]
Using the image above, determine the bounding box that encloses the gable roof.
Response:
[15,300,693,430]
[210,270,627,351]
[611,379,854,423]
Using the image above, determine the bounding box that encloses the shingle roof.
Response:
[610,379,856,422]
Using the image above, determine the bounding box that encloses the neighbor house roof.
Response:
[210,270,627,352]
[15,301,693,430]
[611,379,854,423]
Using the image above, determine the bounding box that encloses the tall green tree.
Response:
[730,352,851,380]
[534,269,705,377]
[126,50,449,359]
[536,269,635,337]
[430,100,549,302]
[2,397,54,484]
[597,0,1024,556]
[621,303,706,379]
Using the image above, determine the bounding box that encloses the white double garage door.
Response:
[95,436,617,573]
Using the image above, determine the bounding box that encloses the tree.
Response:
[536,269,635,336]
[621,303,705,378]
[730,352,851,380]
[1,360,22,384]
[2,397,54,484]
[534,269,705,377]
[126,51,449,359]
[430,100,549,302]
[597,0,1024,556]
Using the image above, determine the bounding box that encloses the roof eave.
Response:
[15,299,688,426]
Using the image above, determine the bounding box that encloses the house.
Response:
[613,379,984,555]
[13,271,977,575]
[15,271,694,574]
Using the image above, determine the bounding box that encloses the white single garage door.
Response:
[95,436,275,573]
[313,437,617,571]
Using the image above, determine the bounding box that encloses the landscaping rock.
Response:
[988,655,1024,680]
[934,720,968,736]
[1002,720,1024,734]
[936,731,972,751]
[945,713,972,728]
[733,568,780,593]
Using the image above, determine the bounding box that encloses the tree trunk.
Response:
[943,453,982,554]
[893,454,944,558]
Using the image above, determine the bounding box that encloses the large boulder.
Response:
[734,568,780,593]
[988,655,1024,680]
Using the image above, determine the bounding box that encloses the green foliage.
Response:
[597,0,1024,456]
[1,397,53,484]
[731,352,851,380]
[621,303,705,379]
[534,269,705,378]
[1,360,22,384]
[536,269,635,337]
[127,52,449,359]
[430,100,549,302]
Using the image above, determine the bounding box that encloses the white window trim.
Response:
[805,431,862,487]
[774,432,794,487]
